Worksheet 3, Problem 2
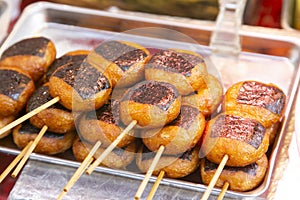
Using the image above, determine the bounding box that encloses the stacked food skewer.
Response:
[0,36,286,199]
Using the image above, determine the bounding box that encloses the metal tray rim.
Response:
[1,1,300,199]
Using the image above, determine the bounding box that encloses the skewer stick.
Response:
[11,125,48,178]
[0,97,59,136]
[57,141,102,200]
[217,182,229,200]
[86,120,137,175]
[200,154,229,200]
[146,170,165,200]
[134,145,165,200]
[0,140,33,183]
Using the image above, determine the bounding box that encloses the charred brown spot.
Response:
[95,41,147,71]
[169,105,200,129]
[86,100,121,125]
[1,37,50,59]
[179,148,193,161]
[237,81,286,114]
[210,115,266,149]
[147,50,204,76]
[124,81,179,111]
[204,158,258,176]
[46,54,86,81]
[53,62,110,99]
[0,69,31,100]
[27,85,67,112]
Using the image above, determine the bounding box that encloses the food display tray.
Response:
[1,2,300,199]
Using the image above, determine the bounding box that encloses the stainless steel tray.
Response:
[1,2,300,199]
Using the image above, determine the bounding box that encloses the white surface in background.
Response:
[274,132,300,200]
[275,86,300,200]
[0,0,21,43]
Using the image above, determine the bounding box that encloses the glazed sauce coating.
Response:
[46,54,86,80]
[19,121,64,139]
[210,115,266,149]
[1,37,49,59]
[203,158,258,176]
[53,62,110,99]
[237,81,286,114]
[27,85,67,111]
[95,41,147,71]
[169,105,200,129]
[0,69,31,100]
[147,50,204,76]
[124,81,179,111]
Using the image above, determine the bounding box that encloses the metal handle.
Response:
[209,0,247,55]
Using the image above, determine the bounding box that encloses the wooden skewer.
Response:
[86,120,137,175]
[200,154,229,200]
[11,125,48,178]
[217,182,229,200]
[56,141,102,200]
[134,145,165,200]
[146,170,165,200]
[0,140,33,183]
[0,97,59,136]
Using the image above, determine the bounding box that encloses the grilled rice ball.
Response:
[119,80,181,129]
[201,113,270,167]
[223,80,286,128]
[78,100,135,148]
[136,145,200,178]
[200,154,268,192]
[49,60,112,111]
[87,40,150,88]
[72,137,137,170]
[0,37,56,81]
[27,83,74,134]
[0,66,35,117]
[145,49,207,95]
[13,121,75,155]
[142,104,205,155]
[43,49,89,82]
[182,74,223,117]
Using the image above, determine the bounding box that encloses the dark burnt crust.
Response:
[237,81,286,115]
[123,80,179,111]
[1,37,50,59]
[85,100,122,126]
[18,121,64,139]
[27,85,67,112]
[0,69,31,100]
[210,114,266,149]
[178,148,193,161]
[52,61,111,99]
[46,54,86,81]
[146,50,204,77]
[94,41,148,71]
[169,105,200,129]
[203,158,258,176]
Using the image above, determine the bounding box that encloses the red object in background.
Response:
[0,153,18,200]
[244,0,283,28]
